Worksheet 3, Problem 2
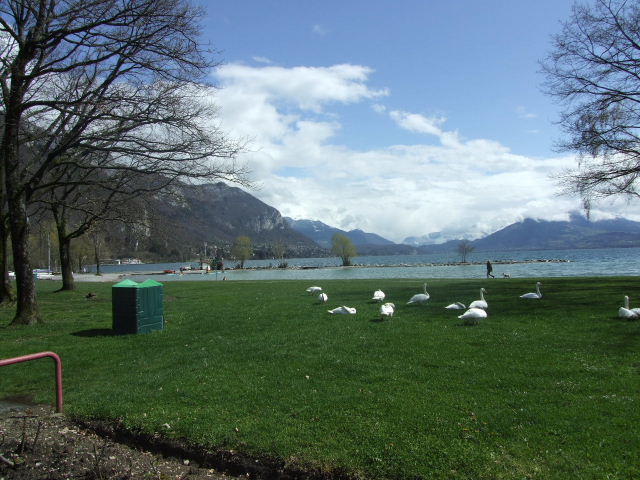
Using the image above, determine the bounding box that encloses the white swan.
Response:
[328,306,357,315]
[445,302,466,310]
[318,292,328,303]
[520,282,542,299]
[407,283,430,304]
[618,295,638,319]
[469,288,488,309]
[380,302,395,319]
[372,289,386,302]
[458,307,487,325]
[306,286,322,295]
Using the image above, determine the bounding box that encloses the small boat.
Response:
[163,269,176,274]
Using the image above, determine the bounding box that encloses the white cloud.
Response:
[210,63,640,243]
[389,110,461,147]
[390,110,447,137]
[252,56,273,64]
[216,63,388,112]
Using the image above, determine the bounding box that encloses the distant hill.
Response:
[418,213,640,253]
[113,182,325,261]
[110,182,640,263]
[285,218,395,249]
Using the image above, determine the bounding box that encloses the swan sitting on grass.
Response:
[306,286,322,295]
[520,282,542,299]
[445,302,466,310]
[328,306,357,315]
[407,283,430,304]
[372,289,386,302]
[618,295,638,319]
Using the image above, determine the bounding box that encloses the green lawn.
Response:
[1,277,639,479]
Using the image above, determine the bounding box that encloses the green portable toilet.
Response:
[112,279,164,334]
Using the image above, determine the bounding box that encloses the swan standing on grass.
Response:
[380,302,395,319]
[306,286,322,295]
[318,292,328,303]
[445,302,466,310]
[618,296,638,319]
[520,282,542,299]
[407,283,430,304]
[469,288,488,309]
[458,307,487,325]
[372,289,386,302]
[328,306,357,315]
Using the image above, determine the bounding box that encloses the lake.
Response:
[85,247,640,281]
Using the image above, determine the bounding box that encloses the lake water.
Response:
[86,247,640,281]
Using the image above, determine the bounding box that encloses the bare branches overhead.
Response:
[0,0,247,322]
[541,0,640,199]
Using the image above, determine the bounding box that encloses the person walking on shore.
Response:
[486,260,495,278]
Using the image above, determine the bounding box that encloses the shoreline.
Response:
[55,258,572,282]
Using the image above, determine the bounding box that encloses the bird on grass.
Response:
[458,307,487,325]
[372,289,386,302]
[520,282,542,299]
[306,286,322,295]
[318,292,328,303]
[380,302,395,319]
[618,295,638,319]
[445,302,466,310]
[407,283,430,305]
[469,288,488,309]
[328,306,357,315]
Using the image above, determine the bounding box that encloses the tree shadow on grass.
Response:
[71,328,116,337]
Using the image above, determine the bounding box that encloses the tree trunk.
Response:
[52,209,75,291]
[8,195,40,325]
[93,236,102,276]
[0,219,15,304]
[4,95,40,324]
[57,236,75,291]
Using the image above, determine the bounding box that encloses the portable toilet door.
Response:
[137,279,164,333]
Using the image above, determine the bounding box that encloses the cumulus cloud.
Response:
[216,63,388,112]
[210,62,639,243]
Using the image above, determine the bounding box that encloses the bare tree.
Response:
[541,0,640,200]
[272,239,288,268]
[231,236,252,269]
[457,240,474,263]
[0,0,247,325]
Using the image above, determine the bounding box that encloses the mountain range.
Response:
[287,212,640,253]
[112,181,640,261]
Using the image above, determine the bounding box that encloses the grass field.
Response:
[1,277,639,479]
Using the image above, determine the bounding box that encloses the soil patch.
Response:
[0,405,353,480]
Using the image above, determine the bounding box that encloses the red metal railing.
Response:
[0,351,63,413]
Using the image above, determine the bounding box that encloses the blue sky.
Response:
[197,1,640,243]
